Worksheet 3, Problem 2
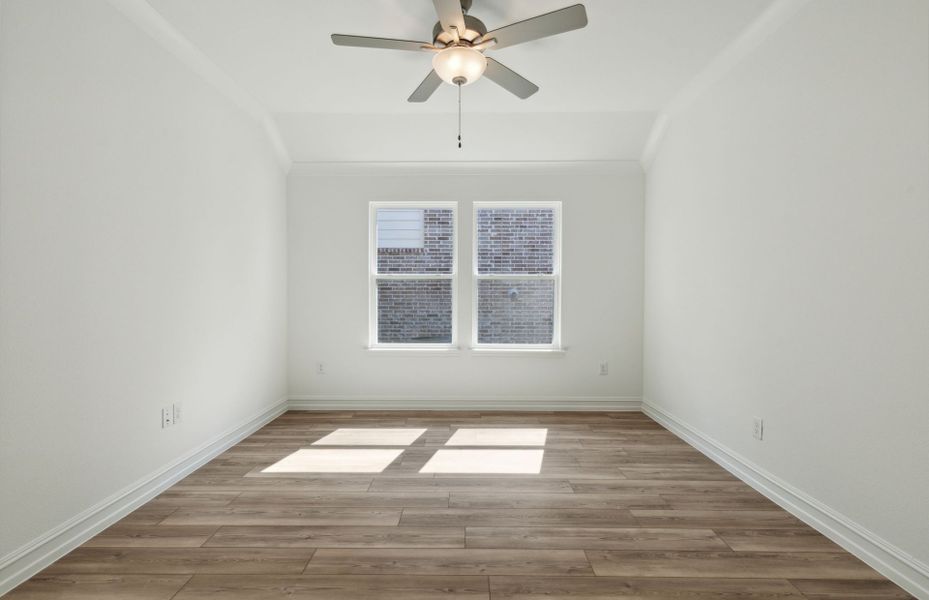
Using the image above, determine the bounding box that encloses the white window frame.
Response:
[471,201,562,351]
[369,201,458,350]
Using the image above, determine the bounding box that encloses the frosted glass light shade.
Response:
[432,46,487,85]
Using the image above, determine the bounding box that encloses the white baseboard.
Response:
[0,398,288,597]
[288,395,641,412]
[642,400,929,599]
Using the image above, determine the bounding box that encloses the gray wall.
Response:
[288,165,645,405]
[0,0,287,568]
[644,0,929,583]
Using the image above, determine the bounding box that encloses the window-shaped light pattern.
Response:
[257,428,549,476]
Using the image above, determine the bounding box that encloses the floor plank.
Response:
[4,574,191,599]
[161,507,401,526]
[232,491,449,507]
[466,526,728,550]
[146,491,241,508]
[305,548,593,576]
[489,576,805,599]
[631,509,803,529]
[659,492,779,510]
[619,466,739,481]
[370,477,573,493]
[571,479,753,494]
[172,476,373,492]
[82,525,219,548]
[43,547,314,574]
[205,525,464,548]
[110,506,177,526]
[449,492,666,509]
[400,508,636,528]
[586,550,885,579]
[789,579,916,599]
[172,574,489,599]
[718,528,845,552]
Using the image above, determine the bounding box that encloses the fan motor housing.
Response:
[432,14,487,46]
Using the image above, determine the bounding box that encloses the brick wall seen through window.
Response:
[475,205,559,346]
[373,206,455,345]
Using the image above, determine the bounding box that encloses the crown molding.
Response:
[106,0,291,171]
[640,0,811,170]
[640,114,669,173]
[288,160,643,178]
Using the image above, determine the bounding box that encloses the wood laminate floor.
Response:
[8,411,913,599]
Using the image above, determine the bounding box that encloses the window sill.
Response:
[470,347,567,357]
[366,346,460,356]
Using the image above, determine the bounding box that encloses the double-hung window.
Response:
[369,202,458,348]
[473,202,562,349]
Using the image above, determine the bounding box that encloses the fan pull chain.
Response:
[457,81,462,149]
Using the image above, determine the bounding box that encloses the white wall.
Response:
[288,165,643,408]
[0,0,287,566]
[644,0,929,588]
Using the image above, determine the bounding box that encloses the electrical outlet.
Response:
[316,362,326,375]
[752,417,764,441]
[172,403,183,424]
[599,361,609,376]
[161,407,173,429]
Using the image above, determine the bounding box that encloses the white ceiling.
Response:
[146,0,772,162]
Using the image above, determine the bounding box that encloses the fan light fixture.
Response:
[331,0,590,147]
[432,46,487,86]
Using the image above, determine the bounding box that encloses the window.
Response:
[473,202,561,349]
[369,202,457,347]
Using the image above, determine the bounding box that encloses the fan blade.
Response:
[484,58,539,99]
[331,34,429,52]
[408,70,444,102]
[432,0,466,35]
[484,4,588,50]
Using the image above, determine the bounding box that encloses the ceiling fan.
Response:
[331,0,588,102]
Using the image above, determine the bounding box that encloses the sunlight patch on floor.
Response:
[262,449,404,473]
[445,428,548,446]
[419,449,545,474]
[312,428,427,446]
